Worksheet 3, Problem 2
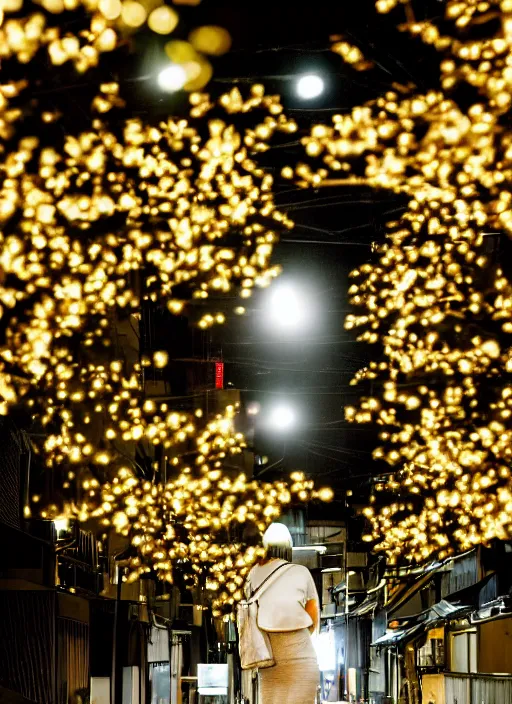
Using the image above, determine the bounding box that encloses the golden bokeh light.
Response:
[39,408,332,613]
[0,0,329,613]
[288,0,512,564]
[99,0,122,20]
[183,57,212,91]
[164,39,200,64]
[0,84,295,414]
[330,37,374,71]
[189,26,232,57]
[147,5,179,34]
[121,1,147,27]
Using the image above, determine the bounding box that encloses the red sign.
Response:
[215,362,224,389]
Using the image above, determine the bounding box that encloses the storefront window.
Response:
[417,628,445,668]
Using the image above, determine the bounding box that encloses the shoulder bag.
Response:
[236,562,293,670]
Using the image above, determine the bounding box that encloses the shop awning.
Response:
[351,598,379,617]
[371,623,423,648]
[392,600,471,632]
[389,573,494,633]
[426,599,472,621]
[372,599,472,649]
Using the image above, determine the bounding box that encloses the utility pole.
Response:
[111,563,124,704]
[344,539,349,702]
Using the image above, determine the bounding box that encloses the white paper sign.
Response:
[197,663,228,696]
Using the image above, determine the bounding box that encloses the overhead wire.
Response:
[304,440,373,457]
[299,444,354,467]
[222,338,364,344]
[281,238,370,246]
[291,222,368,237]
[285,199,376,212]
[277,194,374,209]
[238,387,354,395]
[223,358,356,374]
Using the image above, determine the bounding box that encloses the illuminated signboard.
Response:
[215,362,224,389]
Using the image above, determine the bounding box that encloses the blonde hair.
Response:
[262,523,293,562]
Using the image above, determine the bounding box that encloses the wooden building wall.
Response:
[478,617,512,674]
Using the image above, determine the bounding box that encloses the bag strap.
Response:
[248,562,293,601]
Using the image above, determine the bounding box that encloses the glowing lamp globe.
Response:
[268,405,295,431]
[269,284,304,329]
[158,64,187,92]
[296,74,324,100]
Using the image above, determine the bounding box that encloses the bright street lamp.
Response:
[296,74,324,100]
[268,404,295,432]
[158,64,187,92]
[268,283,305,330]
[255,403,298,476]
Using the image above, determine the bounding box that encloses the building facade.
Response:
[317,541,512,704]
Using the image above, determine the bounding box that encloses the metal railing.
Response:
[445,673,512,704]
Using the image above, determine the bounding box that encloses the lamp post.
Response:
[345,547,349,702]
[111,563,123,704]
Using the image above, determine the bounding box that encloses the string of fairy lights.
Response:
[0,0,335,611]
[286,0,512,564]
[0,0,228,88]
[4,0,512,594]
[36,405,332,615]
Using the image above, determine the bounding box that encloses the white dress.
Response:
[245,560,320,704]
